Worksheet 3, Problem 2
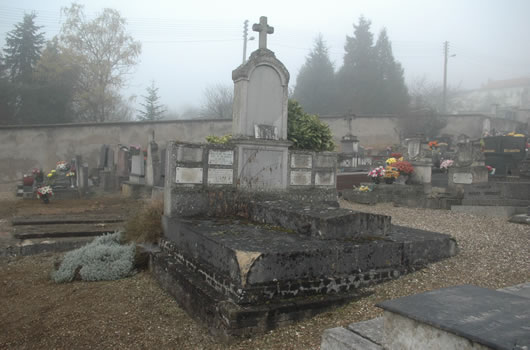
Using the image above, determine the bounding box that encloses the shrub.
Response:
[123,199,164,244]
[52,232,135,283]
[206,134,232,144]
[288,99,335,152]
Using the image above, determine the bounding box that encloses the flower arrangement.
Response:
[393,161,414,175]
[358,185,371,192]
[36,185,53,203]
[368,166,385,183]
[384,166,400,183]
[440,159,454,170]
[506,132,525,137]
[386,157,397,165]
[428,141,439,149]
[66,171,76,177]
[56,161,70,172]
[486,165,495,175]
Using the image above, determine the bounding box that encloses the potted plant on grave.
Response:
[440,159,454,173]
[383,166,399,184]
[36,185,53,204]
[368,166,385,184]
[393,161,414,184]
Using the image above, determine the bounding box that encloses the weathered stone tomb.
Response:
[151,16,458,341]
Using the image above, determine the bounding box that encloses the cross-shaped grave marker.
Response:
[252,16,274,49]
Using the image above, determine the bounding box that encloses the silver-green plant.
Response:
[52,231,136,283]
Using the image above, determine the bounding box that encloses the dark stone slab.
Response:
[159,215,457,306]
[13,223,123,239]
[12,215,125,226]
[377,285,530,350]
[247,200,391,240]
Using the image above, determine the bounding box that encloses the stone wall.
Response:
[1,113,526,193]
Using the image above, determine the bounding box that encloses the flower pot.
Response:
[384,177,395,184]
[371,177,380,184]
[41,194,50,204]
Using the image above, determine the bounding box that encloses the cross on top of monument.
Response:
[252,16,274,49]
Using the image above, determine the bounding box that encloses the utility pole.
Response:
[442,41,449,114]
[242,20,249,64]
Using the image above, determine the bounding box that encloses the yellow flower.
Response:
[47,173,52,178]
[386,157,397,165]
[51,170,56,173]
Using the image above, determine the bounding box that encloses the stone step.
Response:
[461,198,530,206]
[13,223,123,239]
[1,236,95,257]
[12,214,125,226]
[451,205,527,217]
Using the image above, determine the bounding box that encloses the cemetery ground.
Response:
[0,198,528,349]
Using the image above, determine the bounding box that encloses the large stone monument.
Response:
[232,16,291,190]
[151,16,457,342]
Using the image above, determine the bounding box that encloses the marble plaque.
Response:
[175,167,203,184]
[314,155,336,168]
[177,146,203,162]
[208,168,233,184]
[315,171,335,186]
[254,124,279,140]
[290,154,312,169]
[290,170,312,186]
[208,150,234,166]
[453,172,472,184]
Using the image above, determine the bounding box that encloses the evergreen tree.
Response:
[374,29,409,114]
[3,13,45,84]
[2,13,45,124]
[336,16,378,114]
[292,34,335,115]
[138,81,166,121]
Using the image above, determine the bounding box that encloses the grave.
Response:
[151,16,458,341]
[321,283,530,350]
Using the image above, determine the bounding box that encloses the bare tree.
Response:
[408,75,461,113]
[201,84,233,119]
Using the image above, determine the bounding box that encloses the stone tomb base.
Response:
[151,215,457,341]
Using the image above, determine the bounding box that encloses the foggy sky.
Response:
[1,0,529,114]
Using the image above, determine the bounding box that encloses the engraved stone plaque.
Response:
[290,170,312,186]
[177,147,203,162]
[314,155,335,168]
[290,154,312,169]
[315,171,335,186]
[208,168,233,184]
[254,124,279,140]
[208,150,234,166]
[175,167,203,184]
[453,172,473,184]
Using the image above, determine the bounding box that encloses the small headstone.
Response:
[116,148,130,177]
[131,155,145,176]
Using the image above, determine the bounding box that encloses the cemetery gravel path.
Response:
[0,200,528,349]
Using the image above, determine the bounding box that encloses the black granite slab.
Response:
[377,285,530,350]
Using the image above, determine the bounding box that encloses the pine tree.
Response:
[374,29,409,114]
[137,81,166,121]
[336,16,378,114]
[292,34,335,115]
[3,13,45,84]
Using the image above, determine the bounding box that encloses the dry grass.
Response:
[123,200,164,244]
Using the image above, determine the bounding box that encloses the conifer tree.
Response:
[374,29,409,114]
[336,16,378,114]
[3,13,45,84]
[137,81,166,121]
[293,34,335,115]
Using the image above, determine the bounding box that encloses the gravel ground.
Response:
[0,201,528,349]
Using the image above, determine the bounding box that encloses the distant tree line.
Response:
[292,16,409,116]
[0,5,154,125]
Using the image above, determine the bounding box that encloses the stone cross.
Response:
[252,16,274,49]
